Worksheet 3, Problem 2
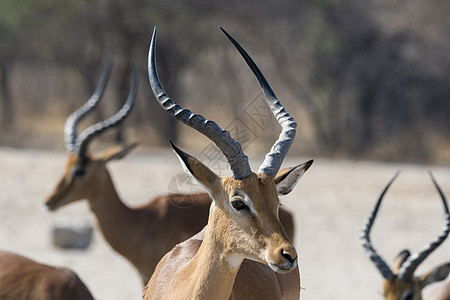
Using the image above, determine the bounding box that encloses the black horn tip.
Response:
[428,171,449,215]
[381,171,401,194]
[149,27,157,50]
[219,26,227,34]
[219,27,241,50]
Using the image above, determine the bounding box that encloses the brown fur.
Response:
[0,250,93,300]
[144,150,308,300]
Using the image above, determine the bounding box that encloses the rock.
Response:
[52,219,93,249]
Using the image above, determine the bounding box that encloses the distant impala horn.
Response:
[398,171,450,281]
[65,64,138,159]
[361,171,450,281]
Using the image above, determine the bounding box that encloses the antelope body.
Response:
[426,279,450,300]
[144,27,313,299]
[0,250,93,300]
[45,63,296,285]
[361,172,450,300]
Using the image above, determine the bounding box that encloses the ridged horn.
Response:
[360,172,400,280]
[220,27,297,178]
[398,171,450,281]
[148,27,251,180]
[64,62,113,152]
[76,65,139,158]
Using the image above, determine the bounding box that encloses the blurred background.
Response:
[0,0,449,163]
[1,0,449,299]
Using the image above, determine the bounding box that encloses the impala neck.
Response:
[179,208,244,299]
[86,168,153,259]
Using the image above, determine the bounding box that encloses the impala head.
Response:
[45,64,138,211]
[361,172,450,300]
[148,27,313,273]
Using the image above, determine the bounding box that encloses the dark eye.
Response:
[72,167,86,177]
[401,291,414,300]
[231,200,249,211]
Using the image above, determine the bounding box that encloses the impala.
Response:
[0,250,93,299]
[44,63,300,285]
[144,27,313,299]
[361,172,450,300]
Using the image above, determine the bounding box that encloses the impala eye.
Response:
[231,200,249,211]
[72,167,86,177]
[401,291,414,300]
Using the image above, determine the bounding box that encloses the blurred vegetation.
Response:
[0,0,449,164]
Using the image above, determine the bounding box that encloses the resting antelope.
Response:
[0,250,93,299]
[144,27,313,299]
[361,172,450,300]
[44,63,298,285]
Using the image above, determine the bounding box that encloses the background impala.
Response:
[361,172,450,300]
[0,250,94,300]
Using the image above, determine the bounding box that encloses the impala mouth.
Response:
[45,200,58,211]
[44,196,64,211]
[268,260,297,274]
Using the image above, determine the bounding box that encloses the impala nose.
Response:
[267,245,297,274]
[281,249,296,264]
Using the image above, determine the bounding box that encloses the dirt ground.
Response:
[0,146,449,299]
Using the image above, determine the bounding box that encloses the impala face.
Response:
[383,277,421,300]
[173,145,301,274]
[221,174,297,273]
[45,153,89,211]
[45,145,135,211]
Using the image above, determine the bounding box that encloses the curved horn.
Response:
[65,62,113,152]
[76,65,139,158]
[398,171,450,281]
[360,172,400,280]
[148,27,251,180]
[220,27,297,178]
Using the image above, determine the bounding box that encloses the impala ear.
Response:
[392,250,410,273]
[100,143,138,162]
[274,159,313,195]
[420,263,450,288]
[170,141,220,193]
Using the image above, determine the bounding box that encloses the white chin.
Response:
[268,262,295,274]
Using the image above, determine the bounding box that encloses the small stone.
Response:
[52,218,93,249]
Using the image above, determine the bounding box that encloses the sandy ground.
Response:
[0,146,449,299]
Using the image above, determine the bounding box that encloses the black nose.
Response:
[280,249,296,263]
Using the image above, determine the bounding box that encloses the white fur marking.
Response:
[226,253,243,270]
[242,192,258,216]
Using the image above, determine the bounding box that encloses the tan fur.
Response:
[381,254,450,300]
[45,149,296,285]
[144,152,304,300]
[0,250,93,300]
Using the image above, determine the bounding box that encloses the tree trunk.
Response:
[0,62,13,129]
